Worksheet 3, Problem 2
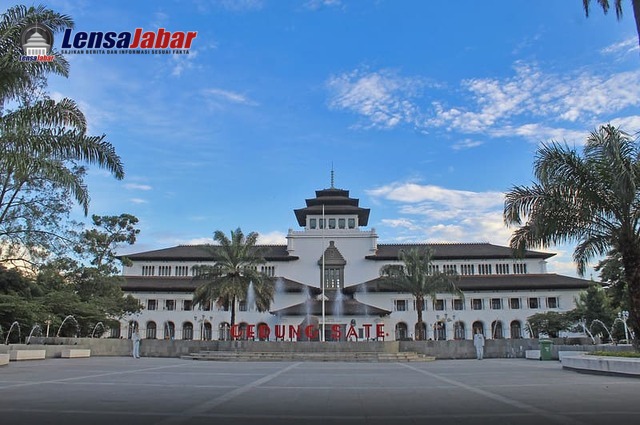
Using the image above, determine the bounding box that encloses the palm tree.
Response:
[0,5,124,265]
[504,124,640,347]
[582,0,640,48]
[0,5,72,107]
[380,247,462,341]
[192,228,275,331]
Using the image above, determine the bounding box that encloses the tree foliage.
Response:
[192,228,274,327]
[527,312,573,338]
[582,0,640,48]
[380,247,462,340]
[504,125,640,348]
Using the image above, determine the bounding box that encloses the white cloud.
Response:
[171,50,199,77]
[600,37,639,56]
[203,87,258,106]
[452,138,483,150]
[125,183,153,191]
[326,69,425,129]
[328,62,640,141]
[257,231,287,245]
[130,198,148,204]
[304,0,343,10]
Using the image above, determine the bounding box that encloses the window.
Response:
[510,298,520,309]
[394,299,407,311]
[238,300,247,312]
[319,218,325,229]
[348,218,356,228]
[460,264,474,275]
[443,264,457,273]
[183,300,192,311]
[478,264,492,275]
[261,265,275,277]
[453,299,464,310]
[165,300,175,311]
[528,297,539,309]
[413,299,427,311]
[471,299,483,310]
[146,321,157,339]
[496,264,509,274]
[175,266,189,276]
[490,298,502,310]
[182,322,193,340]
[324,267,342,289]
[434,299,445,311]
[338,218,345,229]
[547,297,558,309]
[329,218,336,229]
[514,263,527,274]
[142,265,155,276]
[158,265,171,276]
[147,299,157,311]
[454,321,466,340]
[310,218,317,229]
[428,264,440,274]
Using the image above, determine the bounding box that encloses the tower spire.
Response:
[330,163,335,189]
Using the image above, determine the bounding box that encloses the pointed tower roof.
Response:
[294,187,371,226]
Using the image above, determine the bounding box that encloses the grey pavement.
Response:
[1,357,639,425]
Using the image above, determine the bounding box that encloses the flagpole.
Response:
[321,204,326,342]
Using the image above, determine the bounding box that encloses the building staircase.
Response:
[181,351,434,362]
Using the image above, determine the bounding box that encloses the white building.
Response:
[119,185,589,342]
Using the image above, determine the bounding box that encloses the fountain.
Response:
[613,317,630,343]
[525,321,535,338]
[590,319,614,343]
[90,322,105,338]
[302,285,312,317]
[56,315,80,338]
[25,324,42,344]
[4,321,21,344]
[246,281,256,312]
[579,319,596,344]
[333,289,344,318]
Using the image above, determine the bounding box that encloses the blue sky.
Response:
[14,0,640,277]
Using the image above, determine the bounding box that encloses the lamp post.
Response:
[619,310,630,342]
[44,319,51,338]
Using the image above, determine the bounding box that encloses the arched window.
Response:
[472,321,484,336]
[491,320,504,339]
[146,321,157,339]
[395,322,408,340]
[238,322,248,340]
[203,322,212,340]
[257,322,269,341]
[510,320,522,339]
[164,321,175,340]
[454,321,466,340]
[182,322,194,340]
[434,321,447,340]
[219,322,230,341]
[128,321,139,339]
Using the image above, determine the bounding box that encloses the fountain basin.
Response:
[562,354,640,377]
[0,353,8,366]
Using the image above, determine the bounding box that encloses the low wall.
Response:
[8,337,635,360]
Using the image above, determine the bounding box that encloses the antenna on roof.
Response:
[330,163,335,188]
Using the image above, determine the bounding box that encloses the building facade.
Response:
[118,185,590,342]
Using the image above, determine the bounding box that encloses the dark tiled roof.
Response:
[365,243,554,260]
[120,276,199,292]
[125,245,297,262]
[350,274,590,293]
[270,298,390,317]
[294,187,370,226]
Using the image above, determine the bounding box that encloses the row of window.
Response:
[393,296,559,312]
[395,320,525,340]
[309,217,357,230]
[147,299,194,311]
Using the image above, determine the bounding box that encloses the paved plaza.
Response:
[1,357,639,425]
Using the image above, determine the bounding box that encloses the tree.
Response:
[582,0,640,48]
[595,251,630,311]
[192,228,274,329]
[0,6,124,267]
[380,247,462,340]
[504,124,640,347]
[527,312,572,338]
[77,214,140,275]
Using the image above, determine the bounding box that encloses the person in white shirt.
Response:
[473,330,485,360]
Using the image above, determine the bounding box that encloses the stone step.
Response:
[181,351,435,362]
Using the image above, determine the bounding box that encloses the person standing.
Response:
[132,329,141,359]
[473,329,485,360]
